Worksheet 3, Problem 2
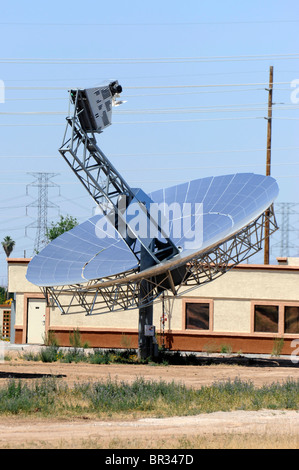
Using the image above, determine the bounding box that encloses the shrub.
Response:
[220,343,232,354]
[271,337,284,357]
[69,328,82,348]
[69,328,90,350]
[39,345,59,363]
[43,330,59,347]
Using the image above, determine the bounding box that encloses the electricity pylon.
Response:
[25,172,60,254]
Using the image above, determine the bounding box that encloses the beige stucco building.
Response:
[7,256,299,355]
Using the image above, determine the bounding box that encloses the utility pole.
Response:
[264,65,274,265]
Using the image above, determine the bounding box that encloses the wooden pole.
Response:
[264,65,273,265]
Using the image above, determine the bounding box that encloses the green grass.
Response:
[0,377,298,418]
[0,378,58,415]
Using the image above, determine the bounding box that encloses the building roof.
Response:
[6,257,299,272]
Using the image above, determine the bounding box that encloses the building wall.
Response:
[8,260,38,343]
[7,258,299,355]
[8,260,37,294]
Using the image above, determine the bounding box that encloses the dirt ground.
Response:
[1,354,299,449]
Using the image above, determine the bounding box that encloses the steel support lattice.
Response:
[43,204,278,315]
[59,91,178,266]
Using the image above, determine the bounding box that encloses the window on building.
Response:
[254,305,279,333]
[2,310,10,339]
[284,306,299,334]
[185,302,210,330]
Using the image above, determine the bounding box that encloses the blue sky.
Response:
[0,0,299,284]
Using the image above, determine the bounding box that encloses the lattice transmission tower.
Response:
[271,202,299,257]
[25,172,60,254]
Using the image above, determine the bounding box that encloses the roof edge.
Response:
[7,258,32,264]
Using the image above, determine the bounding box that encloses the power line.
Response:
[115,105,299,115]
[1,53,299,60]
[0,175,299,187]
[126,81,293,89]
[4,88,293,100]
[2,74,297,86]
[3,70,297,81]
[2,160,299,179]
[0,111,66,115]
[1,53,299,64]
[5,97,66,101]
[1,146,299,159]
[2,104,299,116]
[0,123,64,127]
[1,20,299,26]
[1,116,298,127]
[108,116,299,123]
[2,80,295,90]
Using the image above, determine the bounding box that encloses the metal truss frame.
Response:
[43,204,278,315]
[59,90,178,266]
[60,91,135,210]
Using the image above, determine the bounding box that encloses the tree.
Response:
[46,215,78,241]
[1,236,15,257]
[0,286,6,303]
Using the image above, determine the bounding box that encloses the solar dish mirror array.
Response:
[26,173,278,287]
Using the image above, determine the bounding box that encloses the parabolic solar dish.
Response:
[148,172,278,259]
[26,172,279,287]
[26,213,138,287]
